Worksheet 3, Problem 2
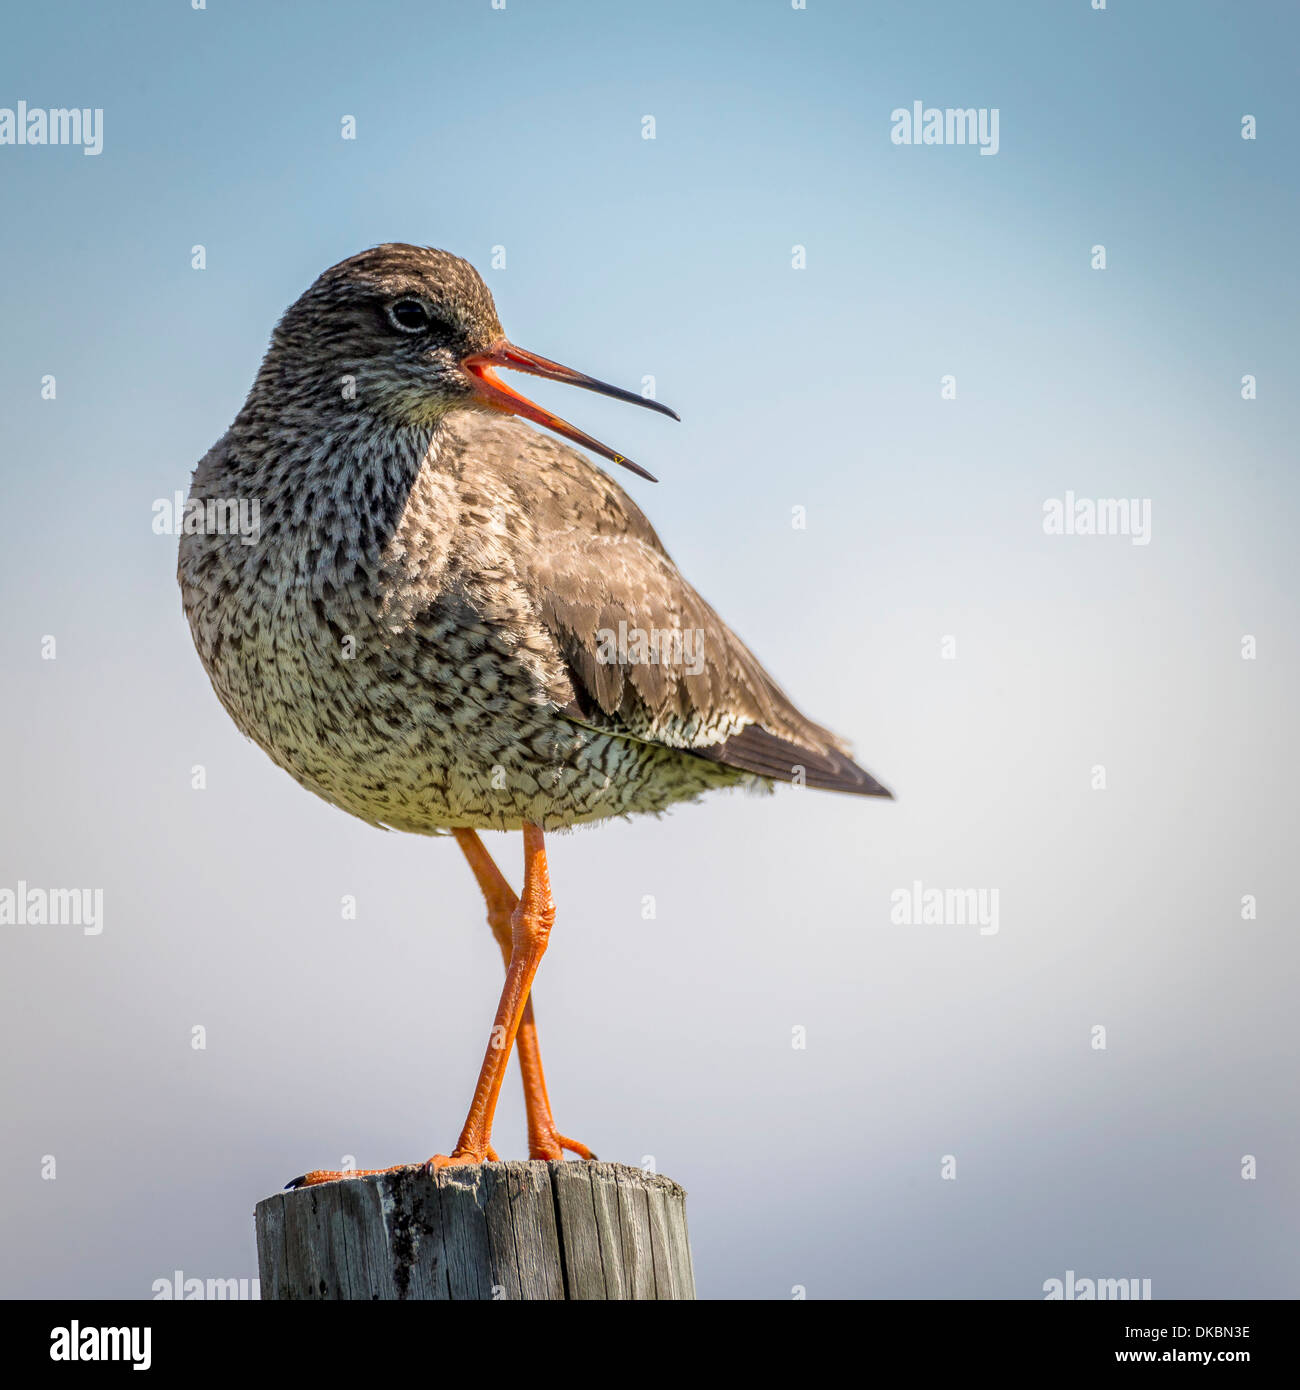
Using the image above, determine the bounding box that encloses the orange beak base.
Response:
[462,342,678,482]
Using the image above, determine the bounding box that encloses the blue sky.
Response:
[1,1,1297,1299]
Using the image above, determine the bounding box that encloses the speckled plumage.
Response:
[178,245,888,836]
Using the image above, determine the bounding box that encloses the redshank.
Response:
[178,245,891,1182]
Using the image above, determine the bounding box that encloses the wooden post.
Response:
[255,1160,696,1300]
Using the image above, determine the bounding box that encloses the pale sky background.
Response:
[1,0,1296,1299]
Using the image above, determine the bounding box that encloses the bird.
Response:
[177,244,891,1184]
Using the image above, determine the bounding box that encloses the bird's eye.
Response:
[387,299,432,332]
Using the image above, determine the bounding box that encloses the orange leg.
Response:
[290,822,580,1189]
[425,821,556,1167]
[453,828,593,1162]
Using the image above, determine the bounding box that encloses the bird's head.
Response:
[263,243,677,480]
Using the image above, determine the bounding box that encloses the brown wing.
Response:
[443,415,890,798]
[532,529,890,796]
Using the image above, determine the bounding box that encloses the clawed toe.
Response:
[529,1131,596,1161]
[287,1165,405,1189]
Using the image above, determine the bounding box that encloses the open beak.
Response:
[461,342,679,482]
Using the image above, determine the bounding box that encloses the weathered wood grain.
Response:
[255,1161,694,1300]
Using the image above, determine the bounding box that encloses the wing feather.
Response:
[446,413,892,797]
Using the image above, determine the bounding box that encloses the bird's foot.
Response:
[286,1164,407,1189]
[424,1144,499,1170]
[528,1128,596,1161]
[287,1144,501,1188]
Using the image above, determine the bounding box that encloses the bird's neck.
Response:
[240,393,478,512]
[193,404,470,592]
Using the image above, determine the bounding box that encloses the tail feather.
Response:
[694,723,893,797]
